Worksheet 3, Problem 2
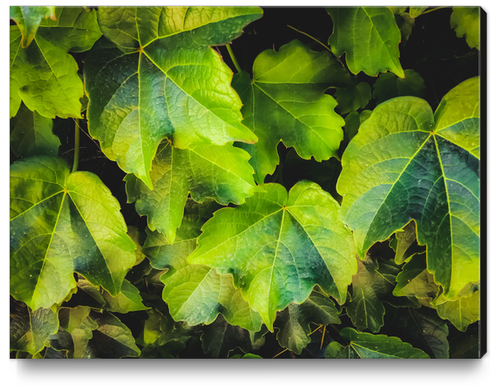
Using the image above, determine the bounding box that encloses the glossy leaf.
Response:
[125,140,258,243]
[346,256,404,333]
[337,77,480,298]
[335,82,371,115]
[10,299,59,355]
[189,181,357,330]
[392,307,449,358]
[87,311,141,358]
[10,6,55,48]
[373,69,425,104]
[327,7,404,78]
[85,7,262,187]
[143,200,262,331]
[393,254,439,305]
[433,286,480,332]
[275,289,340,354]
[10,103,60,158]
[325,327,430,358]
[233,39,348,184]
[10,156,137,310]
[451,7,480,50]
[10,7,101,119]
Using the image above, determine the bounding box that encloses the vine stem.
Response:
[72,118,80,173]
[419,6,447,16]
[226,43,242,73]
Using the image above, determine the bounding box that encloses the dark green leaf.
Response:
[10,6,55,48]
[373,69,425,104]
[335,82,371,115]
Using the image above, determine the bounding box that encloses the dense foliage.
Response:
[10,6,482,359]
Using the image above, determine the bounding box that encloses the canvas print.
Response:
[10,6,482,359]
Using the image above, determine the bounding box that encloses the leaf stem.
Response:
[272,347,288,358]
[226,43,242,73]
[72,118,80,173]
[419,6,447,16]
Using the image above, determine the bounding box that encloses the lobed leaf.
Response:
[335,82,371,115]
[327,7,404,78]
[373,69,425,105]
[10,6,55,48]
[233,39,348,184]
[450,7,480,50]
[10,156,137,310]
[337,77,480,299]
[189,181,357,330]
[85,6,262,187]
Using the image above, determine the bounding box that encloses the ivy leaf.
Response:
[10,103,60,158]
[433,285,480,332]
[87,310,141,358]
[335,82,372,115]
[327,7,404,78]
[10,299,59,356]
[189,181,357,330]
[384,307,449,358]
[10,156,137,310]
[393,254,439,305]
[346,255,406,333]
[275,289,341,355]
[143,200,262,331]
[10,6,55,48]
[337,77,480,298]
[84,7,262,188]
[373,69,425,105]
[324,327,430,358]
[10,7,101,119]
[125,140,259,243]
[200,314,254,358]
[232,39,348,184]
[450,7,480,50]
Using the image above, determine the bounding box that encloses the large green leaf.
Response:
[337,77,480,299]
[125,140,258,243]
[233,39,348,184]
[143,200,262,331]
[327,7,404,78]
[324,327,430,358]
[10,103,60,158]
[84,7,262,187]
[10,6,55,48]
[189,181,357,330]
[10,156,137,310]
[433,285,480,332]
[10,7,101,119]
[10,299,59,355]
[275,289,340,355]
[450,7,480,50]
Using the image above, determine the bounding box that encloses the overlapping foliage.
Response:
[10,6,481,359]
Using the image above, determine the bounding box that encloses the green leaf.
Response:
[87,311,141,358]
[433,286,480,332]
[387,7,406,15]
[449,326,480,358]
[346,256,403,333]
[337,77,480,298]
[275,289,340,355]
[373,69,425,105]
[451,7,480,50]
[325,327,430,358]
[409,7,428,18]
[344,110,372,142]
[10,103,60,158]
[393,254,439,304]
[230,353,263,359]
[10,6,55,48]
[200,315,254,358]
[143,200,262,331]
[327,7,404,78]
[10,299,59,355]
[10,156,137,310]
[233,39,348,184]
[385,307,449,358]
[335,82,372,115]
[100,280,148,313]
[10,8,101,119]
[389,220,425,265]
[84,7,262,187]
[189,181,357,330]
[125,139,258,243]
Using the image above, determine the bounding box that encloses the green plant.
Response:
[10,6,481,359]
